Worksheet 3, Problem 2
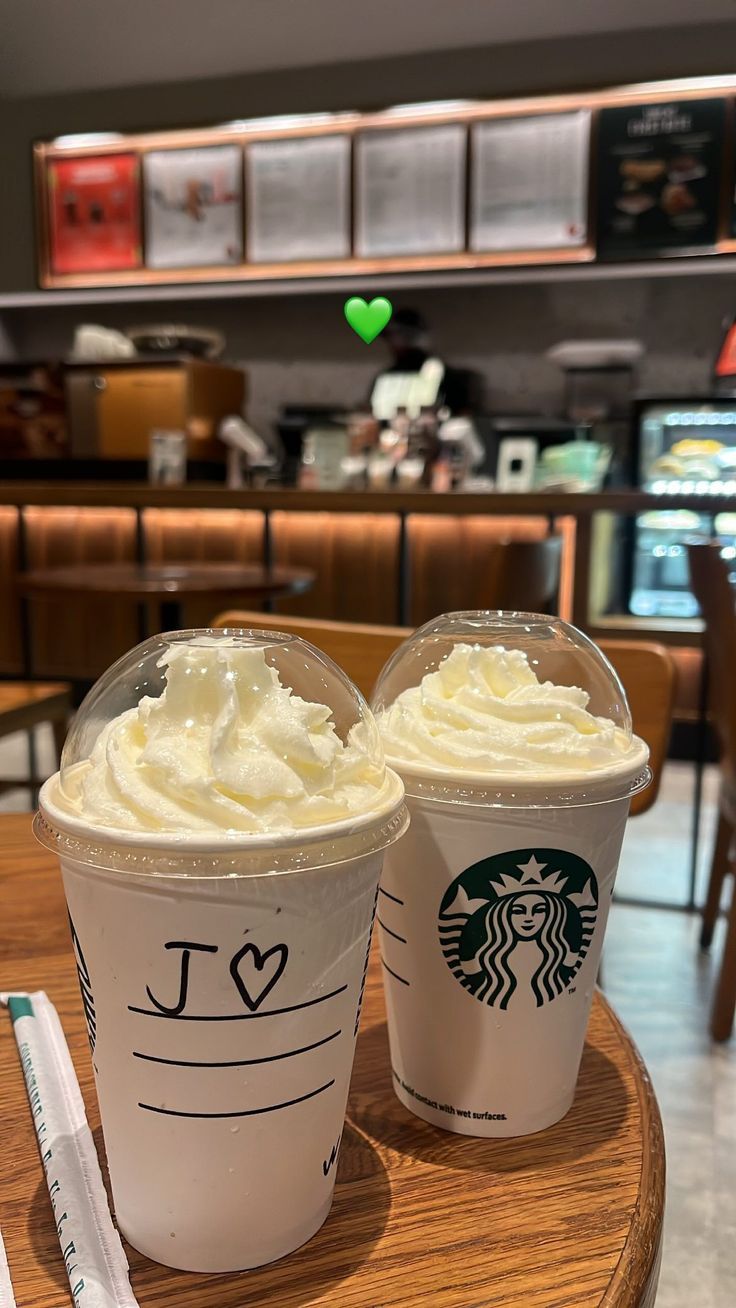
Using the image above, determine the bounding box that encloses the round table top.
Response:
[0,815,664,1308]
[19,562,314,599]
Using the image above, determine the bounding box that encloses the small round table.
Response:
[19,561,315,660]
[0,813,665,1308]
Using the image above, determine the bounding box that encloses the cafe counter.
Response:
[0,482,723,683]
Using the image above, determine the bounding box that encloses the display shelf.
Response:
[29,74,736,298]
[3,250,736,310]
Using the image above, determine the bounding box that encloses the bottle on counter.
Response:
[401,407,439,488]
[431,415,486,492]
[379,408,410,464]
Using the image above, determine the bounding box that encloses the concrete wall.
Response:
[9,272,736,436]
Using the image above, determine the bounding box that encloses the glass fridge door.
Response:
[639,401,736,495]
[630,510,708,617]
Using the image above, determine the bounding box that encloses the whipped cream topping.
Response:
[377,643,646,780]
[60,640,395,834]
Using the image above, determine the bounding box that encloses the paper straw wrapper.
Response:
[0,1224,16,1307]
[1,991,138,1308]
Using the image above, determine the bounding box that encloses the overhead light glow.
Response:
[52,132,124,149]
[217,111,355,132]
[383,99,476,118]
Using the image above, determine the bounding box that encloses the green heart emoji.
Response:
[344,296,393,344]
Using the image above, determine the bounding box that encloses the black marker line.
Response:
[133,1029,342,1068]
[379,887,404,907]
[138,1078,335,1119]
[127,984,347,1021]
[381,958,410,987]
[377,916,407,945]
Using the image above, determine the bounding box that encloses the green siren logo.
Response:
[439,849,598,1010]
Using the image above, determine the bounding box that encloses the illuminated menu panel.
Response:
[246,135,351,263]
[144,146,243,269]
[355,124,466,257]
[596,98,725,258]
[470,111,590,251]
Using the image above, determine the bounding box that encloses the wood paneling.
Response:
[23,506,138,677]
[270,511,401,624]
[0,507,22,675]
[143,508,265,627]
[407,514,552,626]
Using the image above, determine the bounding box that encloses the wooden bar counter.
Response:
[1,481,726,682]
[2,480,734,514]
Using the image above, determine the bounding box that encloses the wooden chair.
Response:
[409,534,563,625]
[687,542,736,1041]
[212,611,673,820]
[0,681,71,801]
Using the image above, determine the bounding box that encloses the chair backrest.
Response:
[213,610,407,703]
[596,638,674,816]
[212,610,673,817]
[410,535,562,625]
[687,541,736,767]
[481,537,563,614]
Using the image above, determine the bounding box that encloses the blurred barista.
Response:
[370,307,481,416]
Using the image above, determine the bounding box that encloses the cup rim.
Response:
[382,738,651,809]
[36,769,409,878]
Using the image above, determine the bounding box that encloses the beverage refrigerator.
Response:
[627,396,736,618]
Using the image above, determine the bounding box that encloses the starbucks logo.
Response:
[439,849,598,1010]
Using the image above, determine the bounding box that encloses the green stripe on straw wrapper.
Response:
[7,996,33,1023]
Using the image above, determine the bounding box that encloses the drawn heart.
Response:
[230,942,289,1012]
[344,296,393,344]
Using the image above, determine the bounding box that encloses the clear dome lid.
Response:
[371,611,650,808]
[36,628,406,876]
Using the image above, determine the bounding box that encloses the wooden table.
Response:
[0,816,664,1308]
[18,562,315,657]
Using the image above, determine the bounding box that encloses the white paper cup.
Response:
[36,775,406,1272]
[35,627,409,1271]
[378,777,641,1138]
[371,609,652,1140]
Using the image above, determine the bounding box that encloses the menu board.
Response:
[47,153,141,274]
[355,124,466,257]
[596,98,725,259]
[470,111,590,251]
[143,146,243,268]
[246,135,350,263]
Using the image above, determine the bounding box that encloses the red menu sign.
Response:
[47,153,141,274]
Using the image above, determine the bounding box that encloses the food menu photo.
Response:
[46,153,142,274]
[596,96,727,258]
[143,145,243,269]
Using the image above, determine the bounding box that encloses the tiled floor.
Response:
[605,761,736,1308]
[1,732,734,1305]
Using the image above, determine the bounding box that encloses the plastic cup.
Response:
[372,612,650,1139]
[35,630,407,1271]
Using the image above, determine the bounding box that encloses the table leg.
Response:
[160,601,183,633]
[398,512,409,625]
[26,728,39,809]
[689,654,710,909]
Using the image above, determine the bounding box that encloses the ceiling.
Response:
[2,0,736,99]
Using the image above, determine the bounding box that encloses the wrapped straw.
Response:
[1,992,138,1308]
[0,1225,16,1306]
